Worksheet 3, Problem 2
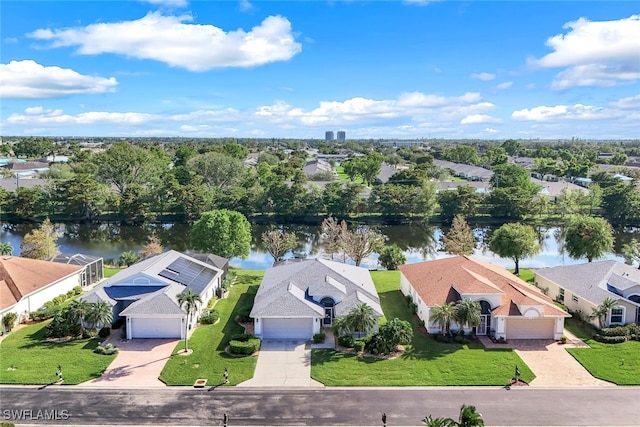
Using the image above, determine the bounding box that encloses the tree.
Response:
[0,242,13,256]
[87,301,113,330]
[346,303,377,338]
[442,215,476,256]
[365,318,413,354]
[589,297,618,329]
[187,152,246,189]
[66,300,92,334]
[601,182,640,226]
[139,235,163,259]
[487,187,537,220]
[342,226,385,266]
[191,210,252,259]
[119,251,140,267]
[320,216,347,260]
[261,228,298,263]
[564,215,614,262]
[457,404,484,427]
[422,415,456,427]
[437,186,482,225]
[429,302,457,336]
[57,174,109,221]
[2,312,17,332]
[621,239,640,269]
[177,289,202,353]
[378,245,406,270]
[20,218,59,260]
[489,223,539,275]
[455,298,481,331]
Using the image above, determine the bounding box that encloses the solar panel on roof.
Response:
[158,257,217,290]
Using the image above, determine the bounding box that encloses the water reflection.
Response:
[0,221,631,270]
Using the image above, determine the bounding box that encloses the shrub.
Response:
[560,335,568,344]
[2,312,17,332]
[71,286,83,296]
[594,334,627,344]
[82,329,98,339]
[94,343,119,355]
[338,335,354,348]
[231,333,252,341]
[405,294,413,307]
[599,326,629,337]
[313,331,326,343]
[98,327,111,338]
[31,306,63,321]
[353,340,365,352]
[229,337,261,355]
[200,310,220,325]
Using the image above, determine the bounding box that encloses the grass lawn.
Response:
[311,270,535,386]
[104,267,122,278]
[514,268,535,284]
[565,318,640,385]
[159,269,263,386]
[334,165,364,184]
[0,321,116,385]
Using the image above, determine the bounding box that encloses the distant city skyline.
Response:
[0,1,638,139]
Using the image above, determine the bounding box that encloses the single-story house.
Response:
[399,256,569,340]
[185,252,229,281]
[50,253,104,287]
[82,250,223,339]
[250,258,383,340]
[535,261,640,328]
[0,256,83,327]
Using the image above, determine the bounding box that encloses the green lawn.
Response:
[159,269,263,386]
[334,165,364,184]
[514,268,535,284]
[311,270,535,386]
[0,321,116,385]
[565,318,640,385]
[104,267,122,278]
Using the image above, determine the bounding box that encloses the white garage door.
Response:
[262,318,313,340]
[130,317,182,339]
[507,318,555,339]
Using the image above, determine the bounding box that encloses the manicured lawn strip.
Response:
[159,269,263,386]
[334,165,364,184]
[311,270,535,386]
[564,318,640,385]
[0,321,116,385]
[513,269,535,284]
[104,267,122,278]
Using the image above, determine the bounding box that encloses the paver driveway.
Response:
[238,340,323,387]
[79,339,177,387]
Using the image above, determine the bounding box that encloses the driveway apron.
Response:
[238,340,323,387]
[78,339,177,387]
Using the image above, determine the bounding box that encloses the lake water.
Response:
[0,221,633,270]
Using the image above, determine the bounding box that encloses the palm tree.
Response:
[331,316,352,337]
[422,415,456,427]
[66,299,91,334]
[589,297,618,329]
[89,301,113,330]
[457,404,484,427]
[455,299,482,332]
[177,289,202,352]
[345,303,377,338]
[0,242,13,256]
[429,302,457,336]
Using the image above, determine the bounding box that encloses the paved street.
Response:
[1,386,638,426]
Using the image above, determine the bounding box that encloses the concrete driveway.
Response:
[238,340,323,387]
[79,339,177,387]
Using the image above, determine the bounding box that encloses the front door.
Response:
[324,307,333,325]
[476,315,488,335]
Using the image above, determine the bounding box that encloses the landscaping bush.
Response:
[98,327,111,338]
[82,329,98,339]
[199,310,220,325]
[594,334,627,344]
[453,331,469,344]
[338,335,354,348]
[229,337,261,355]
[2,312,17,332]
[353,340,365,352]
[31,305,62,321]
[405,294,413,307]
[231,333,252,341]
[599,326,629,337]
[434,333,453,343]
[313,331,326,343]
[94,343,119,355]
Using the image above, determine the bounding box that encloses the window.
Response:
[572,295,579,303]
[610,307,624,324]
[558,288,565,303]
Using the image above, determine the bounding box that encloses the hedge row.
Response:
[229,337,261,355]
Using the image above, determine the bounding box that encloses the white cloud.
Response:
[28,13,302,71]
[471,72,496,81]
[0,60,118,99]
[530,15,640,89]
[495,81,513,90]
[139,0,188,7]
[512,104,615,122]
[483,128,499,134]
[460,114,502,125]
[609,94,640,110]
[239,0,253,12]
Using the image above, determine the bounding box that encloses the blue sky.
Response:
[1,1,638,139]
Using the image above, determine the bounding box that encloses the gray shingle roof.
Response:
[120,284,186,316]
[534,260,640,305]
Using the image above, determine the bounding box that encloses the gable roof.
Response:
[250,258,382,318]
[399,256,567,317]
[534,260,640,306]
[0,256,82,310]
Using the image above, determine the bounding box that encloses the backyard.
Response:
[565,318,640,385]
[0,320,117,385]
[311,271,535,386]
[159,269,263,386]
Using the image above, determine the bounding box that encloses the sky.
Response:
[0,1,639,140]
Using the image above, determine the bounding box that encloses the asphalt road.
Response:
[1,386,639,426]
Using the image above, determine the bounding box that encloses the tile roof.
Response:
[0,256,82,310]
[534,261,640,306]
[250,258,382,318]
[399,256,567,318]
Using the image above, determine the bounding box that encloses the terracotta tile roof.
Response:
[0,256,82,310]
[399,256,568,318]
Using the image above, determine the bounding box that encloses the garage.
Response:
[130,317,182,339]
[507,318,555,339]
[262,318,314,340]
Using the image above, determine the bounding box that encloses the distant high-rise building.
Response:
[325,131,335,141]
[337,131,346,141]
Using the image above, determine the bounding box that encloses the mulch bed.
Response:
[335,344,406,360]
